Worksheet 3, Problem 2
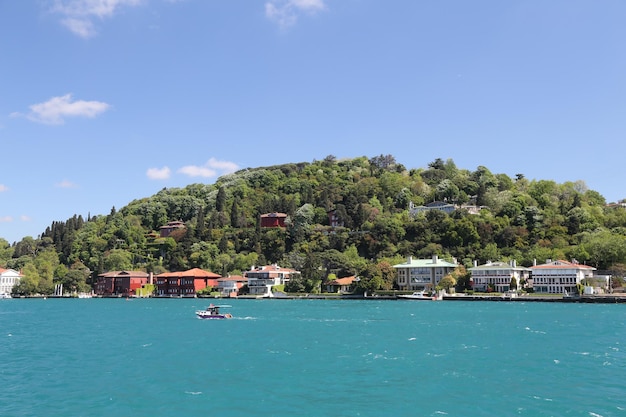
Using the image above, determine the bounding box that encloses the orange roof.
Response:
[329,276,356,285]
[157,268,221,278]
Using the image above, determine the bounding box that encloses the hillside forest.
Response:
[2,155,626,295]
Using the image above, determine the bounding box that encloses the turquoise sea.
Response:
[1,298,625,417]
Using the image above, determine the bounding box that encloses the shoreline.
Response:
[9,293,626,303]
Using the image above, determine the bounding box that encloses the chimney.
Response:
[407,256,412,263]
[473,260,478,267]
[432,254,438,264]
[149,272,153,285]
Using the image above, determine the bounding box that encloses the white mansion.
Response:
[244,264,301,297]
[530,259,595,294]
[393,255,458,291]
[468,260,531,293]
[0,268,22,295]
[395,256,597,294]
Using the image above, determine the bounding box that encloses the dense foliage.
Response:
[3,155,626,295]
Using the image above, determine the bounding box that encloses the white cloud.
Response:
[51,0,143,38]
[0,216,12,223]
[0,184,8,192]
[206,157,239,173]
[20,215,32,222]
[265,0,326,28]
[146,166,171,180]
[178,166,217,178]
[55,180,78,188]
[61,17,97,38]
[14,94,110,125]
[178,158,239,178]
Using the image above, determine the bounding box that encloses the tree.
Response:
[437,274,456,292]
[103,249,133,271]
[63,269,90,293]
[216,186,226,212]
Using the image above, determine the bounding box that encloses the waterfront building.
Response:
[96,271,150,296]
[530,259,596,294]
[468,260,530,292]
[393,255,458,291]
[155,268,221,297]
[244,264,301,297]
[0,267,22,295]
[325,275,356,293]
[217,275,247,297]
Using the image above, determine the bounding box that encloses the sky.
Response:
[1,0,625,244]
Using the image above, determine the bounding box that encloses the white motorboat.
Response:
[397,291,437,300]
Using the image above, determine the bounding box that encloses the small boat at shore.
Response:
[397,291,437,301]
[196,303,233,319]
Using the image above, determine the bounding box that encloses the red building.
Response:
[327,209,343,227]
[155,268,221,297]
[96,271,150,296]
[260,212,287,228]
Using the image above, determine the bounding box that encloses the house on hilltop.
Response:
[260,212,287,228]
[409,201,456,215]
[159,220,185,237]
[409,201,484,216]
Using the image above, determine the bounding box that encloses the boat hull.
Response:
[397,292,437,300]
[196,311,232,319]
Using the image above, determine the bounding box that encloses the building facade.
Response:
[244,264,301,297]
[0,268,22,295]
[96,271,150,296]
[325,276,356,293]
[469,260,530,292]
[530,259,596,294]
[393,255,458,291]
[217,275,247,297]
[159,220,185,237]
[260,213,287,228]
[155,268,221,297]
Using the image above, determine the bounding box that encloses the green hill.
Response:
[3,155,626,295]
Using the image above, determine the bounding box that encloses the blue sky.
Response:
[1,0,625,244]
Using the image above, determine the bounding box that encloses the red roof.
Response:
[157,268,221,278]
[98,270,149,278]
[328,276,356,285]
